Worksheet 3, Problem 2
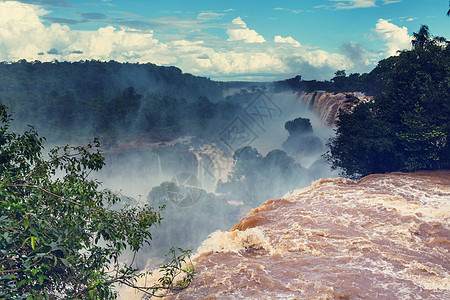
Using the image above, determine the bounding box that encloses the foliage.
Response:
[326,101,402,178]
[412,25,448,50]
[0,103,194,299]
[284,117,313,135]
[0,60,222,104]
[216,146,308,206]
[282,117,323,156]
[0,60,241,143]
[326,27,450,178]
[272,71,365,94]
[396,103,446,171]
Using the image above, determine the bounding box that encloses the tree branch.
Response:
[2,184,103,213]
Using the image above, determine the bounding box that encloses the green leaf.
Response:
[17,279,28,288]
[21,237,31,248]
[60,258,70,268]
[30,237,36,250]
[29,227,38,237]
[23,218,29,230]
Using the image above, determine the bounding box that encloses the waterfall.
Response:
[193,152,203,188]
[157,155,162,176]
[194,144,234,191]
[295,91,372,126]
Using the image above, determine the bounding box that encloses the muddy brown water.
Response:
[121,171,450,299]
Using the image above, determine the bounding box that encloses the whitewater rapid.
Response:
[121,171,450,299]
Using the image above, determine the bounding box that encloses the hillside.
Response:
[0,60,223,102]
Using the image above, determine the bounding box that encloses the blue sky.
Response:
[0,0,448,81]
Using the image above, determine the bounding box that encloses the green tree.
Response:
[283,117,323,156]
[412,25,432,50]
[216,146,263,206]
[327,101,402,178]
[216,147,308,206]
[326,26,450,178]
[412,25,447,50]
[0,103,194,299]
[284,117,313,136]
[396,103,446,171]
[332,70,347,91]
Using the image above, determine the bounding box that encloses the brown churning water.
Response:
[169,171,450,299]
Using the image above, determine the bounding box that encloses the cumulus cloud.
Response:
[0,1,170,63]
[274,36,301,47]
[227,17,266,43]
[374,18,411,56]
[0,2,366,81]
[340,42,371,67]
[0,1,52,60]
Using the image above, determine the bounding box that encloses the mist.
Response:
[84,87,345,271]
[1,59,360,275]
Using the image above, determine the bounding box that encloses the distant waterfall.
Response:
[157,155,162,176]
[193,152,204,187]
[295,91,372,126]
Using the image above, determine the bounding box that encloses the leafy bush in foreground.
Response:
[0,103,194,299]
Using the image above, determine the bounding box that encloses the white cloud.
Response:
[0,1,372,81]
[274,36,301,47]
[197,12,225,20]
[330,0,377,9]
[0,1,171,63]
[274,7,302,14]
[323,0,401,9]
[341,42,372,67]
[374,18,411,56]
[226,17,266,43]
[0,1,49,60]
[399,16,417,22]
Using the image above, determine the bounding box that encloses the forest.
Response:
[0,60,245,143]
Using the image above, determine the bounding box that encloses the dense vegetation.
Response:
[0,60,222,102]
[2,87,240,144]
[282,117,323,156]
[272,71,371,94]
[326,26,450,178]
[0,103,194,299]
[216,146,311,206]
[0,60,242,143]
